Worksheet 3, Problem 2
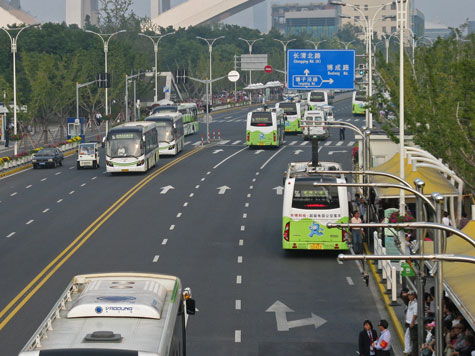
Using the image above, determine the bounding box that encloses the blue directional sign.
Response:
[287,49,355,90]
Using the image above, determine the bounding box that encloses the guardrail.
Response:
[373,231,398,305]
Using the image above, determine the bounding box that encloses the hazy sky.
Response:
[19,0,475,28]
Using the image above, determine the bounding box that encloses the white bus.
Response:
[152,103,199,136]
[275,101,306,133]
[146,112,185,156]
[282,161,349,250]
[246,108,285,147]
[18,272,196,356]
[105,122,159,173]
[307,90,328,110]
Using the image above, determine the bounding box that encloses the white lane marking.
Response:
[252,178,256,182]
[26,219,34,225]
[153,255,160,263]
[213,147,247,169]
[324,141,332,146]
[10,192,17,196]
[183,202,188,207]
[92,176,97,180]
[57,199,63,203]
[26,185,32,189]
[176,213,182,218]
[247,193,251,198]
[55,172,62,175]
[195,185,200,189]
[207,171,211,175]
[201,177,205,181]
[218,140,230,145]
[169,225,175,231]
[319,147,323,152]
[243,213,247,219]
[192,141,202,146]
[256,172,260,175]
[238,256,243,264]
[239,239,244,246]
[241,225,245,231]
[289,141,297,146]
[245,202,249,207]
[249,185,253,190]
[184,141,191,146]
[69,166,75,170]
[162,239,168,245]
[69,191,75,195]
[42,208,49,213]
[260,146,286,170]
[225,116,232,119]
[41,178,47,181]
[300,141,309,146]
[346,277,354,285]
[235,330,241,343]
[336,141,343,146]
[235,300,242,310]
[189,193,194,198]
[232,140,241,145]
[81,183,86,187]
[7,232,16,238]
[348,141,355,146]
[236,275,242,284]
[102,171,107,174]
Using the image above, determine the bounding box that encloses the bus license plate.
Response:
[258,142,265,146]
[310,243,323,250]
[121,169,129,172]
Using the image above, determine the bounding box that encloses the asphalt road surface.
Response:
[0,95,384,355]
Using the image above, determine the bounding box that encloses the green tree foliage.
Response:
[375,35,475,190]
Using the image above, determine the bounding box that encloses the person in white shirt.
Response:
[405,291,418,356]
[373,319,392,356]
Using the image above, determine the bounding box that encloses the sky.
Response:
[19,0,475,29]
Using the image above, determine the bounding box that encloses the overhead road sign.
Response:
[241,54,268,71]
[287,49,355,90]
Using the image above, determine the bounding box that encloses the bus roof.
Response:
[287,161,343,179]
[19,273,182,355]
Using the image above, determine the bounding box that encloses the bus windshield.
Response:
[292,179,340,210]
[278,103,297,115]
[153,106,178,114]
[251,112,273,127]
[106,131,143,158]
[155,121,175,142]
[310,92,325,102]
[355,91,366,101]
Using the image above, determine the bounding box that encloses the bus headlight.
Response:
[169,144,175,150]
[106,160,113,167]
[137,159,145,166]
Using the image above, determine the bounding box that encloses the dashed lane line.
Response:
[241,225,245,231]
[300,141,309,146]
[161,239,168,245]
[235,330,241,343]
[169,225,175,231]
[288,141,297,146]
[346,277,354,285]
[10,192,17,196]
[243,213,247,219]
[236,275,242,284]
[152,255,160,263]
[6,232,16,238]
[189,193,194,198]
[237,256,243,264]
[41,178,47,182]
[26,220,34,225]
[57,199,63,203]
[26,185,32,189]
[239,240,244,246]
[42,208,49,213]
[183,202,188,207]
[235,300,241,310]
[176,213,182,218]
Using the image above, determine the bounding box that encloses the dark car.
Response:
[32,148,64,169]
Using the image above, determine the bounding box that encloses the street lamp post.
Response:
[305,39,327,49]
[337,39,356,49]
[273,38,296,90]
[139,32,175,103]
[238,37,263,85]
[85,29,126,135]
[196,36,225,108]
[0,24,38,156]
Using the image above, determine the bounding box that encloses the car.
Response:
[77,142,100,169]
[32,148,64,169]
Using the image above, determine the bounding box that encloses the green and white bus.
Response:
[275,101,306,133]
[105,122,159,173]
[352,90,366,115]
[282,161,349,250]
[246,108,285,147]
[152,103,199,136]
[146,112,185,156]
[19,272,196,356]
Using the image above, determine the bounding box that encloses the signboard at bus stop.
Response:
[287,49,355,90]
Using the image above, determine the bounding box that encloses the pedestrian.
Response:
[339,127,345,140]
[359,197,367,222]
[359,319,378,356]
[351,211,363,253]
[405,290,419,356]
[373,319,392,356]
[442,211,451,226]
[458,212,469,230]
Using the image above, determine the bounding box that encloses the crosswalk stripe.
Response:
[324,141,332,146]
[232,140,241,145]
[218,140,230,145]
[192,141,202,146]
[348,141,355,146]
[336,141,343,146]
[300,141,309,146]
[184,141,191,145]
[289,141,297,146]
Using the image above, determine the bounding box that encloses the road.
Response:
[0,95,384,355]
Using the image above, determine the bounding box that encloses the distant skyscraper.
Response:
[66,0,98,28]
[151,0,171,18]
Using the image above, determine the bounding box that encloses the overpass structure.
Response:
[150,0,264,29]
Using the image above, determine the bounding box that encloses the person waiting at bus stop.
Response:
[373,319,392,356]
[351,211,363,254]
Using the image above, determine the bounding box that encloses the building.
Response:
[65,0,99,28]
[0,0,36,27]
[412,8,424,37]
[150,0,171,18]
[424,21,451,40]
[285,8,340,39]
[272,2,334,33]
[468,20,475,35]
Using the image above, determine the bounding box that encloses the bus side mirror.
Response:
[186,298,196,315]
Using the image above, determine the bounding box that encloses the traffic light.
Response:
[359,69,365,76]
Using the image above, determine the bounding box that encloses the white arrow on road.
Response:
[328,150,347,155]
[294,149,303,155]
[304,68,310,75]
[266,300,327,331]
[213,149,224,154]
[217,186,231,195]
[160,185,175,194]
[273,186,284,195]
[254,150,264,155]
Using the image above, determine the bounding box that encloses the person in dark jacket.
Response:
[359,320,378,356]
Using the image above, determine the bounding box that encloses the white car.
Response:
[302,110,329,140]
[77,142,100,169]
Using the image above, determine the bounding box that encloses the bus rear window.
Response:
[310,92,325,102]
[278,103,297,115]
[251,113,273,126]
[355,91,366,101]
[292,181,340,210]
